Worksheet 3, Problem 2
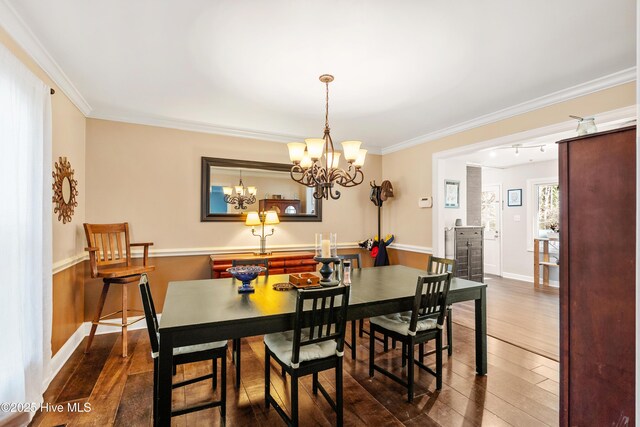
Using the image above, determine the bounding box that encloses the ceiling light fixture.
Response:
[287,74,366,200]
[223,171,257,210]
[496,143,547,156]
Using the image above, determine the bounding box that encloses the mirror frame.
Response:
[200,156,323,222]
[52,156,79,224]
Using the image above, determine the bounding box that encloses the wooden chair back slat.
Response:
[427,256,455,275]
[138,274,159,354]
[409,273,452,334]
[84,223,132,271]
[291,286,350,366]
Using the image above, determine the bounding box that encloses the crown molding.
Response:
[0,0,92,115]
[89,111,306,144]
[88,111,385,154]
[382,67,637,155]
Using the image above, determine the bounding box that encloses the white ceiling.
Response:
[4,0,637,151]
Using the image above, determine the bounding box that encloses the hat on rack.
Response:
[380,180,394,201]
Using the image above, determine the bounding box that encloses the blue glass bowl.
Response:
[226,266,266,293]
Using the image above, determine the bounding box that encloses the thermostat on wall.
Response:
[418,197,432,208]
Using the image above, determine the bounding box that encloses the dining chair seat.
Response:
[369,313,438,336]
[151,335,227,358]
[264,329,338,367]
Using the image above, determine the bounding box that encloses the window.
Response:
[526,177,559,251]
[535,183,559,238]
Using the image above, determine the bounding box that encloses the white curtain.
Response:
[0,42,52,426]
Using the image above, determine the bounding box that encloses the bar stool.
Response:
[83,222,154,357]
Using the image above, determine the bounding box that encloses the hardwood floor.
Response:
[31,320,559,426]
[452,275,559,361]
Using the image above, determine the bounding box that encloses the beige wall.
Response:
[0,28,87,355]
[85,119,382,250]
[382,82,637,250]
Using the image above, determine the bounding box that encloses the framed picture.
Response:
[444,180,460,208]
[507,189,522,207]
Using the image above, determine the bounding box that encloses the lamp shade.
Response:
[264,210,280,225]
[341,140,362,162]
[287,142,306,163]
[247,186,257,196]
[354,149,367,167]
[223,186,233,196]
[245,211,261,226]
[305,138,325,160]
[300,154,313,169]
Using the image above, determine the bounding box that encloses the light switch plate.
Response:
[513,215,521,222]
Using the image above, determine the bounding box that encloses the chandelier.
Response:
[287,74,367,200]
[223,172,256,210]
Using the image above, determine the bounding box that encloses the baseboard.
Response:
[501,271,559,286]
[48,315,159,386]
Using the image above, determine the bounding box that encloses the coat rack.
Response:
[370,180,394,239]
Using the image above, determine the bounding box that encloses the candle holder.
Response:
[313,256,340,287]
[315,232,339,286]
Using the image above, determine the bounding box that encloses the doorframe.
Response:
[482,182,503,277]
[431,105,636,259]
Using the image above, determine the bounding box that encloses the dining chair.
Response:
[139,274,227,423]
[230,257,269,388]
[84,222,154,357]
[389,256,456,357]
[264,285,350,427]
[426,256,455,358]
[369,272,451,402]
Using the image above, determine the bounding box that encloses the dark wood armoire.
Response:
[558,125,636,426]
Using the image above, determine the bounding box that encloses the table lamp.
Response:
[246,210,279,255]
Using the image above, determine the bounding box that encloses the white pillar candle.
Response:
[321,239,331,258]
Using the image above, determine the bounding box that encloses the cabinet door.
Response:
[560,127,636,426]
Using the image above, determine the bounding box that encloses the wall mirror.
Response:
[201,157,322,222]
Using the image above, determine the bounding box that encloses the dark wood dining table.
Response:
[156,264,487,426]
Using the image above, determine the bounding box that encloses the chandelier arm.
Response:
[329,186,341,200]
[313,186,325,199]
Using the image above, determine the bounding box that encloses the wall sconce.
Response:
[245,210,280,255]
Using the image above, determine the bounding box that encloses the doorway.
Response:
[481,184,502,276]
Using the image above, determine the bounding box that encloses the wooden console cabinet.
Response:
[559,126,636,426]
[210,251,318,278]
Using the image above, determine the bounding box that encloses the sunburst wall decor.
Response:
[52,156,79,224]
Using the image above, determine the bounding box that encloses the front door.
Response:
[482,184,502,276]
